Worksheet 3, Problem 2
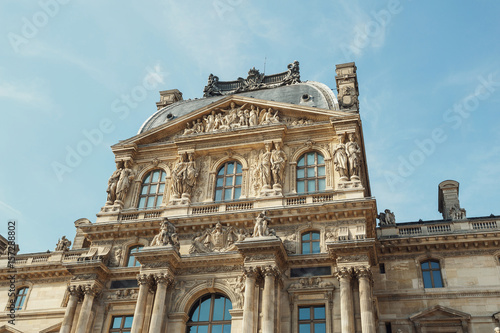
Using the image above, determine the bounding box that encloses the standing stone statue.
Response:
[150,219,179,251]
[55,236,71,251]
[171,152,188,199]
[378,209,396,226]
[248,105,259,127]
[333,138,349,181]
[271,142,287,188]
[346,133,361,179]
[260,143,273,189]
[116,160,134,203]
[184,153,199,197]
[253,210,271,237]
[106,161,123,204]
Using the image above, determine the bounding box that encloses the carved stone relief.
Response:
[170,152,198,205]
[288,277,333,290]
[189,222,246,254]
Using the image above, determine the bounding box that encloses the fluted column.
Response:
[242,267,257,333]
[336,267,354,333]
[60,286,80,333]
[75,285,99,333]
[149,273,171,333]
[356,266,375,333]
[262,266,277,333]
[131,274,151,333]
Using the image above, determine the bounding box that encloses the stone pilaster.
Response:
[355,266,375,333]
[242,267,258,333]
[131,274,152,333]
[75,284,100,333]
[149,273,171,333]
[262,266,278,333]
[336,267,354,333]
[60,286,80,333]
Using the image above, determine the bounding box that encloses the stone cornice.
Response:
[327,238,376,265]
[237,236,288,271]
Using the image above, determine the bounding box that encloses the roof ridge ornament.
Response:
[203,61,301,97]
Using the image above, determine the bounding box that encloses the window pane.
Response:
[430,261,440,269]
[191,304,200,322]
[160,171,166,182]
[302,243,310,254]
[298,157,305,167]
[152,171,160,182]
[123,316,133,328]
[216,177,224,187]
[315,323,326,333]
[197,325,208,333]
[312,232,320,240]
[215,190,222,201]
[159,184,165,193]
[212,325,223,333]
[155,195,163,206]
[144,174,151,183]
[224,189,233,201]
[235,175,242,185]
[223,325,231,333]
[199,297,211,322]
[234,187,241,199]
[150,184,157,193]
[236,163,242,173]
[302,233,310,241]
[213,296,225,321]
[312,241,320,253]
[138,197,146,208]
[422,270,432,288]
[317,154,324,164]
[297,181,305,193]
[224,298,232,320]
[297,168,305,178]
[299,324,311,333]
[432,271,443,287]
[318,178,326,191]
[307,153,315,165]
[147,197,155,208]
[141,186,148,195]
[307,180,316,192]
[307,167,316,177]
[314,306,325,319]
[218,167,225,176]
[112,317,122,328]
[227,162,234,174]
[226,177,233,186]
[299,307,310,320]
[421,262,429,270]
[317,166,325,176]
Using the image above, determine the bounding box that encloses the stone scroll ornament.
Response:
[333,133,362,181]
[150,219,180,251]
[182,102,281,136]
[171,152,199,201]
[189,222,246,254]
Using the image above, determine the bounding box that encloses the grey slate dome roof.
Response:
[138,81,339,134]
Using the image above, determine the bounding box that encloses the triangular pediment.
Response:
[113,95,358,149]
[39,323,62,333]
[410,305,471,323]
[0,325,24,333]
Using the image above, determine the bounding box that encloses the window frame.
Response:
[298,304,327,333]
[186,293,232,333]
[12,286,29,311]
[296,151,326,194]
[108,314,134,333]
[214,161,243,202]
[126,245,144,267]
[301,230,321,254]
[137,169,167,209]
[420,259,444,288]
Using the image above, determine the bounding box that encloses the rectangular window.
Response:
[379,263,385,274]
[109,315,133,333]
[298,306,326,333]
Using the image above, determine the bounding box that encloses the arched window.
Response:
[297,152,325,193]
[13,287,29,310]
[186,293,232,333]
[421,260,443,288]
[215,161,242,201]
[138,169,166,209]
[302,231,320,254]
[126,245,144,267]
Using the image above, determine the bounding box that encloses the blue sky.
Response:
[1,1,499,254]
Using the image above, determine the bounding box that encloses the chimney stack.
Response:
[438,180,466,220]
[156,89,183,110]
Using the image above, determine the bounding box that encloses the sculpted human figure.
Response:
[346,133,361,179]
[55,236,71,251]
[116,160,134,203]
[333,136,348,180]
[260,143,273,189]
[106,161,123,204]
[184,153,199,197]
[150,219,179,250]
[183,121,195,135]
[249,105,259,126]
[171,153,188,199]
[271,142,287,187]
[253,210,271,237]
[204,110,216,132]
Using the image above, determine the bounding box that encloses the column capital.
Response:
[262,265,279,278]
[244,267,258,279]
[154,272,173,286]
[354,266,372,280]
[137,273,151,285]
[81,284,101,297]
[335,266,353,281]
[67,285,80,297]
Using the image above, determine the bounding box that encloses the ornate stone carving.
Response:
[333,135,349,181]
[335,267,353,280]
[338,85,359,109]
[55,236,71,252]
[150,219,180,251]
[450,206,466,220]
[354,266,372,280]
[252,210,272,238]
[288,277,333,289]
[179,264,243,275]
[189,222,245,254]
[346,133,361,180]
[259,143,273,190]
[106,288,138,300]
[271,142,287,189]
[378,209,396,226]
[283,233,297,254]
[170,152,198,204]
[71,273,98,281]
[154,273,172,286]
[81,284,101,297]
[230,275,245,309]
[115,160,134,205]
[109,247,122,267]
[203,61,301,97]
[106,161,123,204]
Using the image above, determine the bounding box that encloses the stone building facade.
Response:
[1,62,499,333]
